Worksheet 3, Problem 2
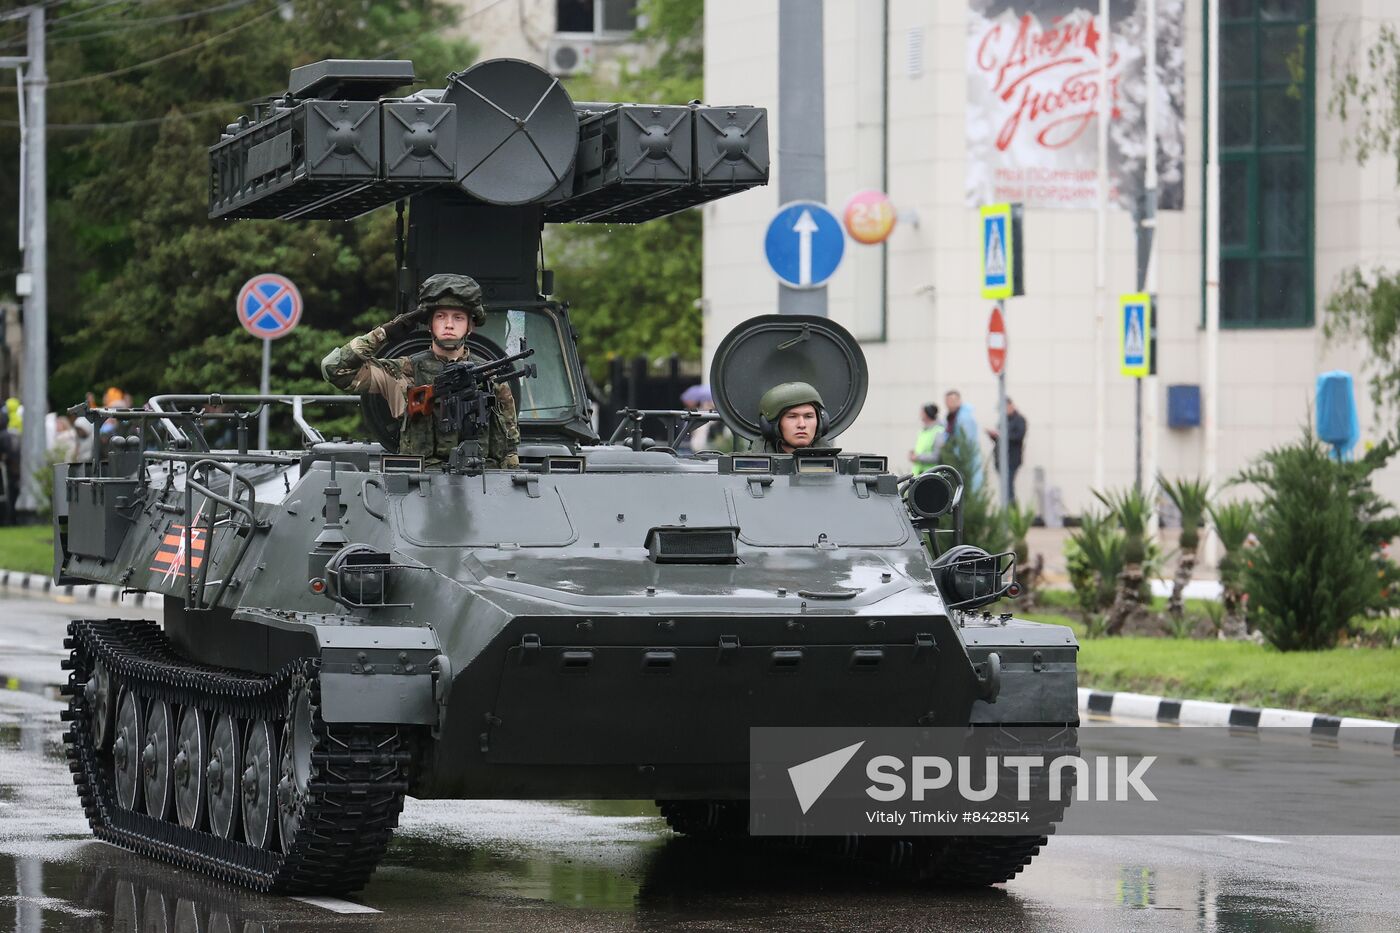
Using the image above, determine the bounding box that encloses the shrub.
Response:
[1236,431,1396,651]
[1005,502,1040,599]
[939,430,1010,555]
[1066,510,1123,618]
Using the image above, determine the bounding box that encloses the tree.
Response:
[1159,475,1210,620]
[546,0,706,382]
[1325,24,1400,420]
[1094,486,1155,635]
[1206,499,1254,639]
[0,1,476,408]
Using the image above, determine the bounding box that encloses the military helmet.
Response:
[417,273,486,326]
[757,381,829,440]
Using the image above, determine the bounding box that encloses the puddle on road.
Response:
[0,825,1376,932]
[0,706,1382,932]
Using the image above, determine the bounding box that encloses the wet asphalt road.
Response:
[3,592,1399,932]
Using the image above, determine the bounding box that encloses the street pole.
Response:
[1092,0,1110,490]
[1203,0,1222,565]
[777,0,827,317]
[17,4,46,515]
[1144,0,1161,530]
[997,299,1010,508]
[1134,0,1159,497]
[258,338,271,449]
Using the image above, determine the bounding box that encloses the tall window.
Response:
[556,0,638,37]
[1215,0,1314,327]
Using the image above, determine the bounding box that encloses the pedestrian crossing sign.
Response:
[979,202,1021,299]
[1120,293,1152,378]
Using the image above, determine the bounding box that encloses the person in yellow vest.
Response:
[909,403,943,474]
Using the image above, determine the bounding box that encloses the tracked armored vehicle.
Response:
[54,58,1079,894]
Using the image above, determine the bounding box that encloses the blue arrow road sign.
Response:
[764,200,844,288]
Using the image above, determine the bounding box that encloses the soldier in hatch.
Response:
[757,382,830,453]
[321,274,520,468]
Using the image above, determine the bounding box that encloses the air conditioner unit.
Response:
[547,37,594,77]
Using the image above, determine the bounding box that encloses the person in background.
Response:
[987,397,1028,504]
[98,387,133,457]
[52,415,77,461]
[909,403,943,475]
[0,409,17,523]
[679,383,715,453]
[941,389,983,490]
[72,392,96,462]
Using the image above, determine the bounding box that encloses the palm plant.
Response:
[1207,499,1255,638]
[1093,486,1155,634]
[1005,502,1040,602]
[1066,509,1125,619]
[1159,476,1211,620]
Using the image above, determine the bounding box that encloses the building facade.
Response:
[445,0,642,76]
[701,0,1400,514]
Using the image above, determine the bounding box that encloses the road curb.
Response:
[0,569,152,608]
[1079,687,1400,748]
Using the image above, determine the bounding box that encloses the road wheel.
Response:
[241,719,277,849]
[142,697,175,820]
[113,689,143,812]
[277,684,314,849]
[173,705,208,829]
[206,713,241,840]
[84,660,115,750]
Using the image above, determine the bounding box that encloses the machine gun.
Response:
[405,347,536,469]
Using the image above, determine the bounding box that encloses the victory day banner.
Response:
[966,0,1186,211]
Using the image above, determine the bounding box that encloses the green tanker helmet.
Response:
[709,314,868,443]
[757,381,829,440]
[417,273,486,326]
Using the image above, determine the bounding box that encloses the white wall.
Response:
[446,0,556,66]
[703,0,1400,514]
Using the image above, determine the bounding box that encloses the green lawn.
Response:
[0,524,54,576]
[1021,607,1400,722]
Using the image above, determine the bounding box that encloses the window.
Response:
[555,0,637,37]
[1210,0,1314,327]
[476,308,579,422]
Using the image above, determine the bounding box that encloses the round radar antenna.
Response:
[709,314,868,442]
[443,59,578,205]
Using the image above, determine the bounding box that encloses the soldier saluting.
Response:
[322,274,521,468]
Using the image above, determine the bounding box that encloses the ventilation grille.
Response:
[646,526,739,564]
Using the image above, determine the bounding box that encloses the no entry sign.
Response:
[987,306,1007,375]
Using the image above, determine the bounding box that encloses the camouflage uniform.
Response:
[321,327,520,468]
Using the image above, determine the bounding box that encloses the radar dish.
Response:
[709,315,868,442]
[443,59,578,205]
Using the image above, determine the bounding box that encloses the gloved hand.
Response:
[381,305,431,342]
